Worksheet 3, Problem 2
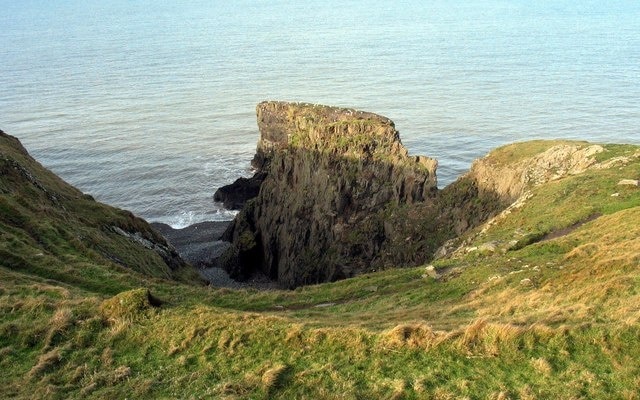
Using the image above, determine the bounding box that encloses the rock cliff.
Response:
[220,102,438,288]
[219,105,612,288]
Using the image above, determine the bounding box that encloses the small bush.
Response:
[99,288,161,324]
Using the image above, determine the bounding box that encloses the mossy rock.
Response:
[99,288,161,323]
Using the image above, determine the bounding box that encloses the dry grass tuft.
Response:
[101,347,114,367]
[296,327,371,361]
[110,365,131,383]
[179,326,208,350]
[44,307,73,348]
[563,243,600,261]
[217,379,256,397]
[261,363,288,391]
[70,364,88,384]
[227,333,247,354]
[76,364,133,396]
[306,328,328,345]
[49,307,73,328]
[177,355,190,366]
[457,320,524,355]
[285,323,305,344]
[107,319,132,338]
[518,385,538,400]
[433,387,457,400]
[382,323,437,349]
[79,382,97,397]
[490,390,512,400]
[622,388,639,400]
[530,357,552,375]
[390,379,407,400]
[28,284,72,299]
[132,378,156,397]
[19,297,52,313]
[412,378,426,394]
[460,319,488,348]
[455,378,470,392]
[528,323,556,338]
[0,346,14,359]
[217,330,231,350]
[167,342,181,356]
[28,348,61,379]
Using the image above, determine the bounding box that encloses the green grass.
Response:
[482,139,589,165]
[3,270,639,399]
[1,133,640,398]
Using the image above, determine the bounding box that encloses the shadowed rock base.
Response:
[151,221,230,266]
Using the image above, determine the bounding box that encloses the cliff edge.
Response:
[220,101,438,288]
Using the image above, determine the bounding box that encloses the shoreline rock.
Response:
[150,220,279,289]
[213,172,266,210]
[150,221,231,266]
[214,105,624,290]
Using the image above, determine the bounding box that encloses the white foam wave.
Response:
[164,208,238,229]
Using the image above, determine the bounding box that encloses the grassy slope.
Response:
[0,131,199,291]
[1,138,639,399]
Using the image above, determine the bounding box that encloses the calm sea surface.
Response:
[2,1,639,227]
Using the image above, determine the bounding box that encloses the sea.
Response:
[2,1,639,228]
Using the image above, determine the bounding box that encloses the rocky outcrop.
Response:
[220,102,438,288]
[467,141,606,201]
[213,172,266,210]
[432,140,627,259]
[213,127,273,210]
[218,106,619,289]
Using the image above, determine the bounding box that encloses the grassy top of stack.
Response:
[254,101,437,172]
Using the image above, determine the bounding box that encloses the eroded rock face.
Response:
[467,142,606,201]
[221,102,438,288]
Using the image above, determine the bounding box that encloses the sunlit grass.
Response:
[2,136,639,398]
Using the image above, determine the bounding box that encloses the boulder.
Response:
[213,172,266,210]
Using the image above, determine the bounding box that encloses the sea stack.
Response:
[218,101,438,288]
